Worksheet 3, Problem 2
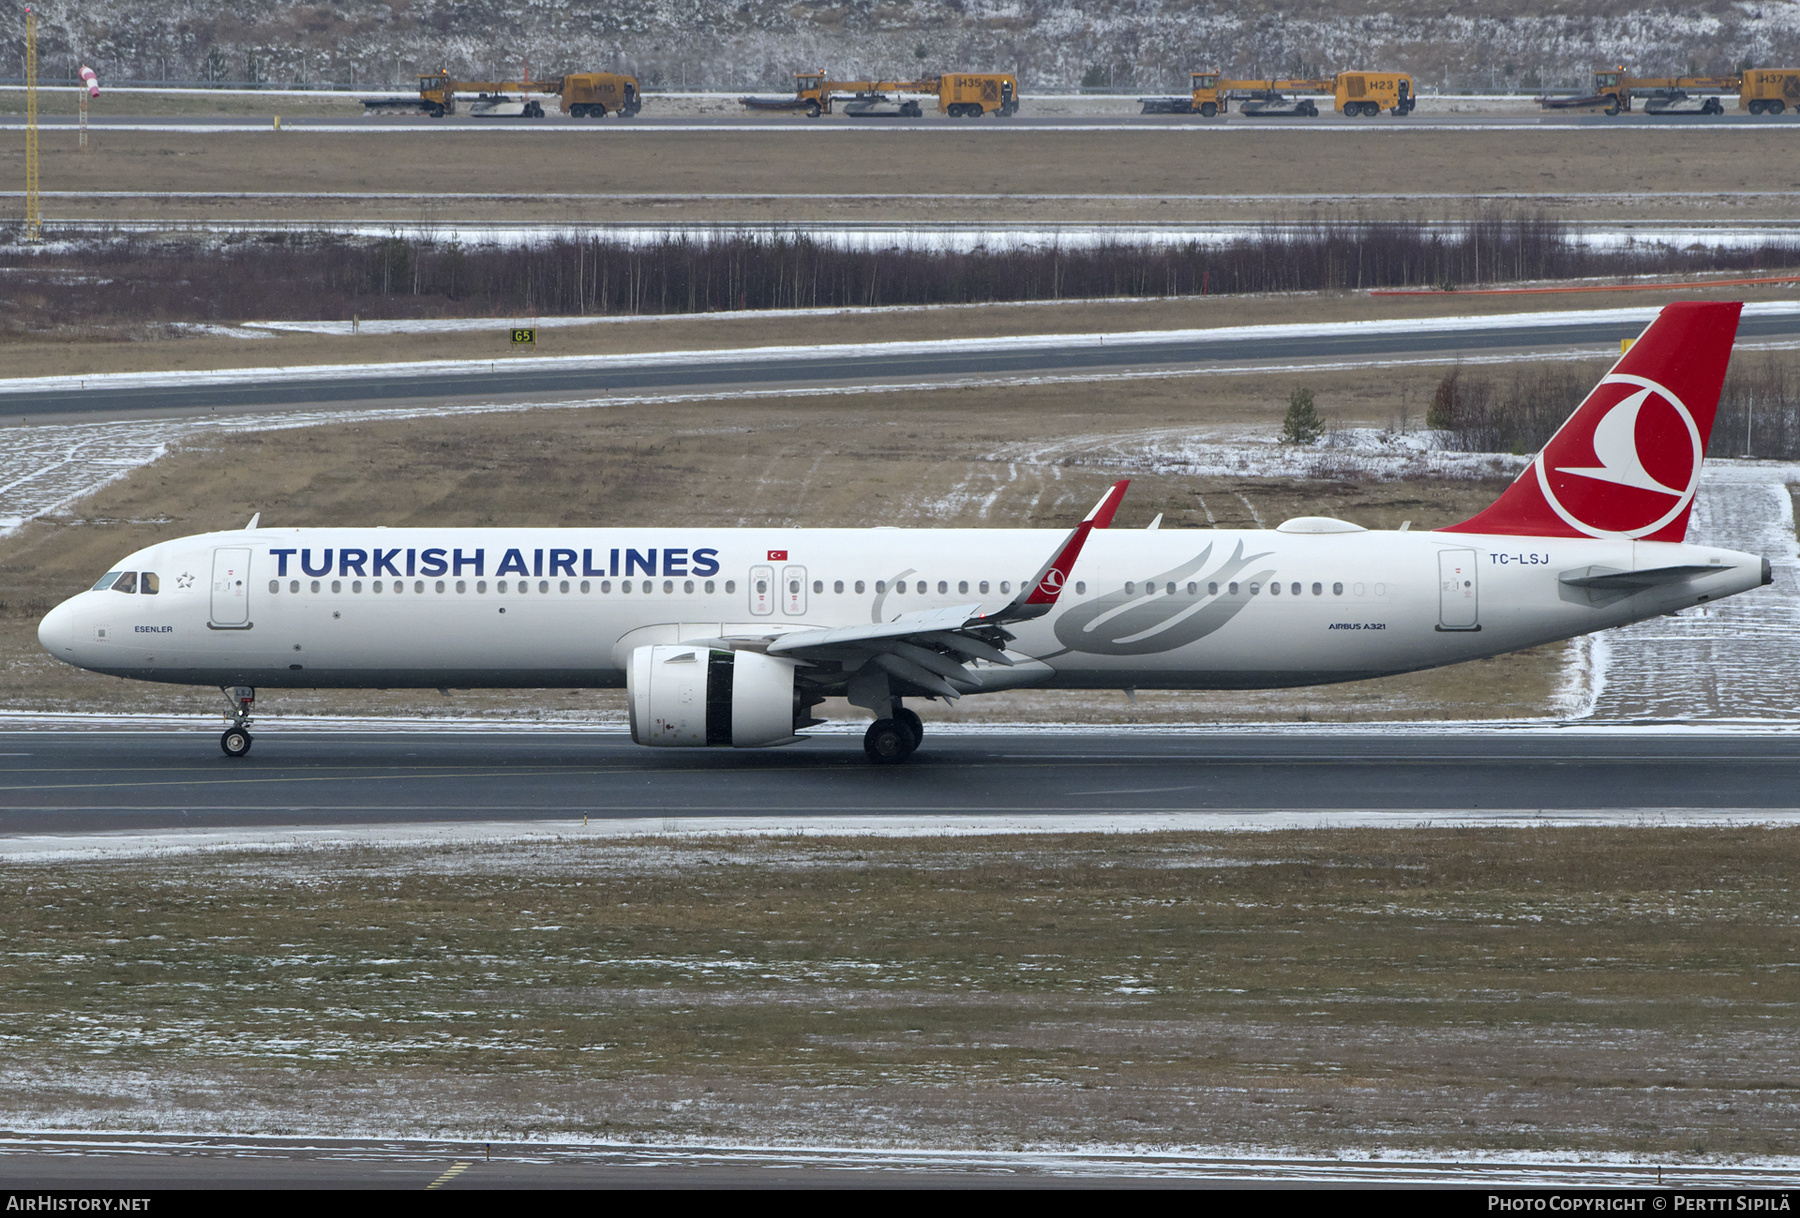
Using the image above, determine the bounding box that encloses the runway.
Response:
[12,309,1800,420]
[4,729,1798,834]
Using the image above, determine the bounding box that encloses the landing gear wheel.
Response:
[864,718,916,764]
[894,707,924,749]
[221,728,253,758]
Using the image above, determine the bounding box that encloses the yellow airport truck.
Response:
[560,73,642,117]
[940,74,1019,116]
[1334,72,1415,116]
[1741,69,1800,114]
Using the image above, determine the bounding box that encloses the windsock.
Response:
[79,66,99,98]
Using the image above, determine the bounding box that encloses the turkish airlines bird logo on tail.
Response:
[1444,301,1739,542]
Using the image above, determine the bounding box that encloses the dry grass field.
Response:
[4,828,1793,1154]
[6,127,1800,224]
[0,369,1570,725]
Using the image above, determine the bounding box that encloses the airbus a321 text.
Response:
[38,302,1774,763]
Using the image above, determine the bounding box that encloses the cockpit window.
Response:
[91,571,123,591]
[140,572,159,594]
[111,572,138,594]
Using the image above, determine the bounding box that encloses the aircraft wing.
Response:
[763,480,1128,698]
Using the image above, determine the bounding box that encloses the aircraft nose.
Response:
[37,597,82,660]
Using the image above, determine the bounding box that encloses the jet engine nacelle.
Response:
[627,644,806,748]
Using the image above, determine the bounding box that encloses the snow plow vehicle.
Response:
[741,71,1018,117]
[362,70,641,118]
[1141,71,1414,117]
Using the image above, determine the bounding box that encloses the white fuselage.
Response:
[37,525,1767,693]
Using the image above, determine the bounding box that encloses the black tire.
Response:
[805,100,821,118]
[221,728,252,758]
[1200,102,1217,118]
[894,707,924,749]
[1604,102,1620,116]
[1772,99,1787,115]
[1304,101,1318,117]
[1750,100,1766,115]
[428,104,445,118]
[863,719,915,764]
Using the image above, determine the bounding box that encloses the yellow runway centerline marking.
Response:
[425,1160,472,1190]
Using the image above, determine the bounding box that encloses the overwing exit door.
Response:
[1437,549,1479,630]
[783,565,807,615]
[210,547,252,628]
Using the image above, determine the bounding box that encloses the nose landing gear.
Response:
[220,686,255,757]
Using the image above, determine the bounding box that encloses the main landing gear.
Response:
[220,685,255,757]
[863,702,925,764]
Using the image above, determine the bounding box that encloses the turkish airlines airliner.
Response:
[37,302,1773,762]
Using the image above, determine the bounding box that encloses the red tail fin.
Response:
[1442,301,1741,542]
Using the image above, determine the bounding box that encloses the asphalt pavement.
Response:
[3,729,1797,833]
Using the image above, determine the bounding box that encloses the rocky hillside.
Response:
[7,0,1800,95]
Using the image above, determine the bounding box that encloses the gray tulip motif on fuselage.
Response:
[1050,541,1275,656]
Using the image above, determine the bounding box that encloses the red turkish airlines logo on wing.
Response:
[768,550,788,561]
[1533,374,1703,539]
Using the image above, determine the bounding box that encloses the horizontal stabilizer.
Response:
[1559,564,1719,591]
